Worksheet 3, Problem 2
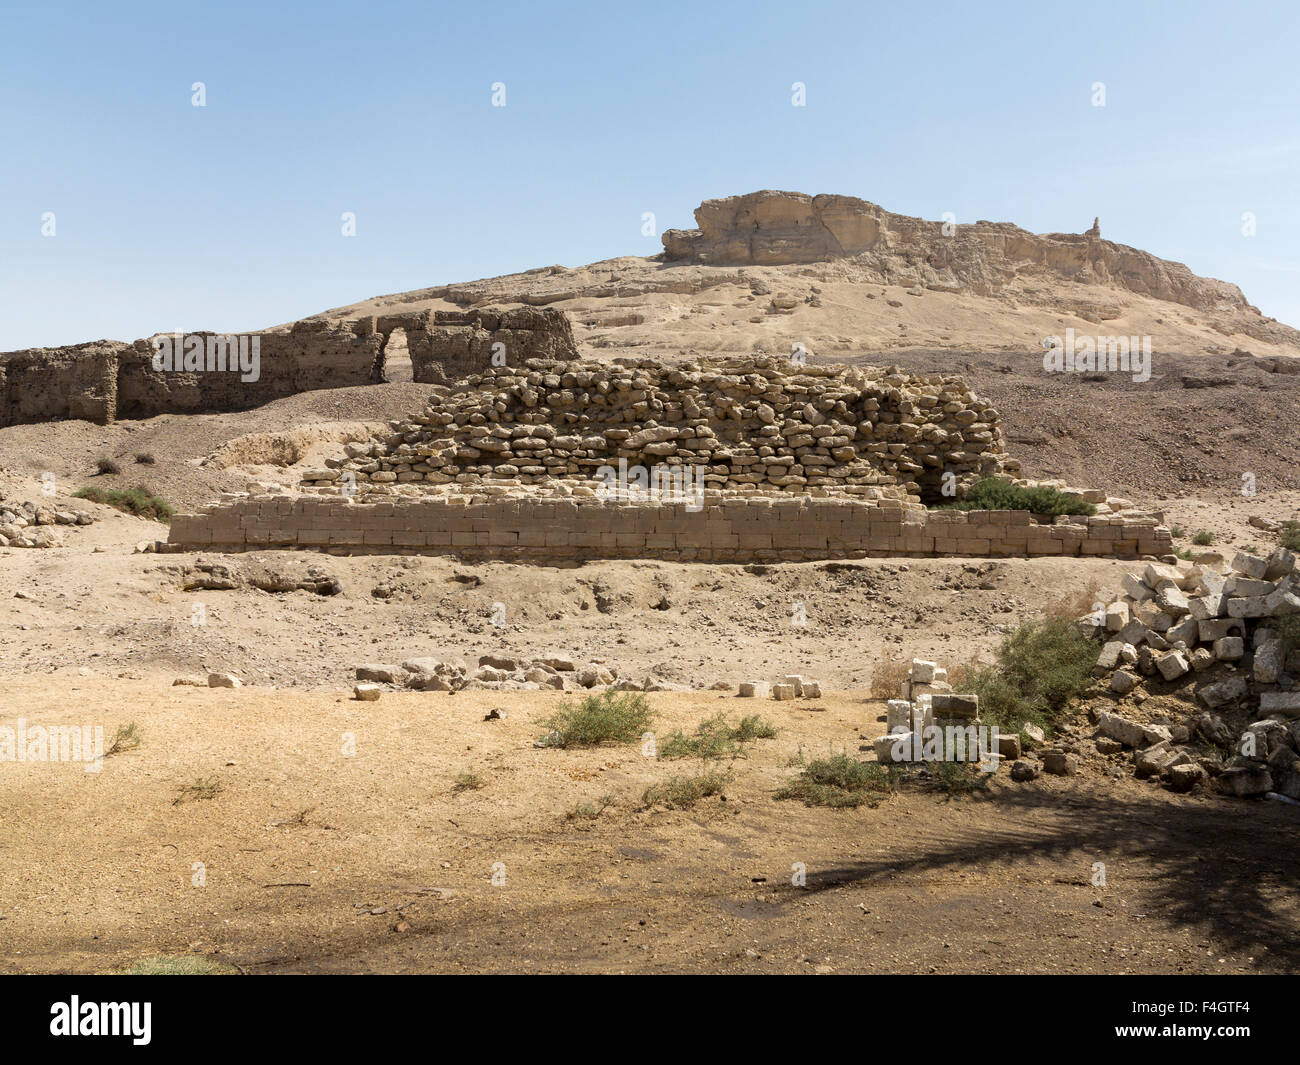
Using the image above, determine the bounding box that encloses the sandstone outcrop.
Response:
[661,190,1263,319]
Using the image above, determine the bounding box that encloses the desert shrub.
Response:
[659,712,777,759]
[451,771,486,793]
[870,658,910,700]
[960,617,1098,736]
[932,478,1096,517]
[775,753,898,808]
[135,452,156,465]
[106,723,141,756]
[1282,521,1300,553]
[922,761,990,797]
[642,768,730,809]
[172,778,222,805]
[1043,579,1103,620]
[117,955,237,975]
[94,457,121,475]
[566,794,615,821]
[72,485,174,522]
[1192,530,1215,546]
[536,690,654,749]
[1170,525,1186,539]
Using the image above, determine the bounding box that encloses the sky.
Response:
[2,0,1298,349]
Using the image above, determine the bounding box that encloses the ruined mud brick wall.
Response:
[115,320,384,418]
[0,341,122,426]
[166,493,1171,562]
[364,306,578,384]
[0,307,576,428]
[304,355,1015,501]
[0,320,382,427]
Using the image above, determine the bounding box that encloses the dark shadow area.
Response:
[792,788,1300,970]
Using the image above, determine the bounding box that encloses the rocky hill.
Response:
[321,190,1300,362]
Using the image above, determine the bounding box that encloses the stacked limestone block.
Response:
[1083,547,1300,798]
[871,658,1000,766]
[165,490,1170,562]
[301,354,1016,501]
[738,674,823,700]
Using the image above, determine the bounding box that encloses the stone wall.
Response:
[304,355,1014,502]
[0,320,383,427]
[166,492,1171,562]
[365,306,578,385]
[0,341,122,427]
[0,307,577,429]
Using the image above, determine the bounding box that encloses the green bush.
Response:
[1192,530,1215,546]
[932,478,1096,517]
[642,768,730,809]
[1282,521,1300,553]
[923,761,990,797]
[95,457,121,475]
[536,690,654,749]
[775,753,898,808]
[660,712,777,759]
[117,955,238,975]
[73,485,174,522]
[961,617,1099,737]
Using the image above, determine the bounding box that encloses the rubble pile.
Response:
[1082,547,1300,798]
[302,354,1017,502]
[0,497,96,549]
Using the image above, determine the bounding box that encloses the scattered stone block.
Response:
[1156,651,1190,681]
[1254,638,1287,684]
[1010,759,1040,782]
[738,681,770,698]
[1110,670,1140,694]
[873,732,910,763]
[1197,675,1248,708]
[1217,765,1272,797]
[1040,749,1076,775]
[910,660,937,684]
[930,693,978,719]
[772,683,797,701]
[356,663,406,684]
[1212,636,1244,660]
[354,683,382,701]
[1166,763,1206,792]
[207,672,242,688]
[1260,691,1300,716]
[1231,552,1269,580]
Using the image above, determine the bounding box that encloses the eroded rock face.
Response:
[661,190,1258,318]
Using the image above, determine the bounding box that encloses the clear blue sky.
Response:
[3,0,1298,349]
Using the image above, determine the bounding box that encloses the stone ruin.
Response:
[0,307,575,428]
[165,353,1173,562]
[301,353,1013,500]
[1082,547,1300,799]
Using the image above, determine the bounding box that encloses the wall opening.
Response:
[381,328,412,382]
